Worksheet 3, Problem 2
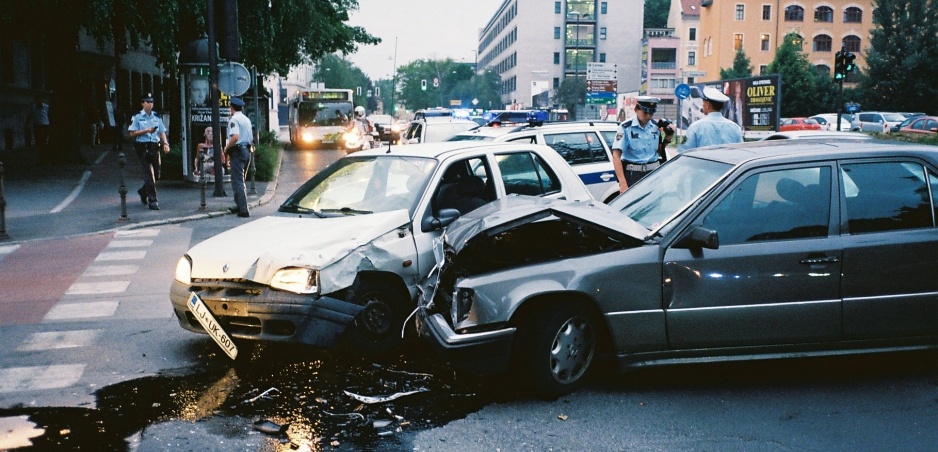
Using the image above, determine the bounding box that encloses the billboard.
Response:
[680,74,781,139]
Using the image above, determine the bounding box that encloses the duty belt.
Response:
[624,161,660,172]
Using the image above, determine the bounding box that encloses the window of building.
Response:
[601,2,608,14]
[844,6,862,23]
[843,35,861,52]
[599,53,606,63]
[813,34,832,52]
[555,1,561,13]
[554,52,560,64]
[735,4,745,19]
[815,6,833,22]
[761,34,770,51]
[789,33,804,50]
[689,27,697,41]
[734,34,744,50]
[762,4,771,20]
[553,77,560,88]
[815,64,831,77]
[554,27,561,39]
[687,76,696,84]
[688,51,696,66]
[759,64,768,74]
[784,5,804,21]
[600,27,607,40]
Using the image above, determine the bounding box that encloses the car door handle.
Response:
[600,173,615,182]
[800,256,840,265]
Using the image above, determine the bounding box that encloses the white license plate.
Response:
[187,292,238,360]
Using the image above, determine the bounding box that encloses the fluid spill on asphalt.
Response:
[0,339,510,450]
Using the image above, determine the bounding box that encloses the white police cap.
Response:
[635,96,660,113]
[702,87,730,103]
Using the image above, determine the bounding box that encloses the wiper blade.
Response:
[321,207,373,215]
[280,204,324,217]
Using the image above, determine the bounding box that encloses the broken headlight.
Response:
[451,287,474,325]
[270,267,320,295]
[174,256,192,285]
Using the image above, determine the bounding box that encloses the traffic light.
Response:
[421,79,427,91]
[844,52,856,73]
[834,50,846,80]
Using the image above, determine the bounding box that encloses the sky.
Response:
[346,0,504,79]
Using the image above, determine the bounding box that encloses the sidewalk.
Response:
[0,143,278,244]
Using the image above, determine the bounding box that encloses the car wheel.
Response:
[340,280,406,357]
[513,303,598,399]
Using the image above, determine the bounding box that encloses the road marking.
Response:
[0,244,19,255]
[0,415,44,449]
[43,301,119,321]
[95,250,147,261]
[66,281,130,295]
[17,330,101,351]
[107,239,154,248]
[49,170,92,214]
[116,229,160,238]
[82,264,139,277]
[0,364,85,393]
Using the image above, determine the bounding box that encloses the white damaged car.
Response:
[170,142,591,356]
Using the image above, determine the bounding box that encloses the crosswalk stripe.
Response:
[17,330,101,351]
[66,281,130,295]
[116,229,160,238]
[107,239,154,248]
[43,301,119,321]
[0,364,85,393]
[95,250,147,261]
[82,264,139,277]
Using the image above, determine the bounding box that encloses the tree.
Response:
[720,47,753,80]
[314,54,372,109]
[553,77,586,120]
[765,32,828,117]
[644,0,671,29]
[0,0,379,164]
[858,0,938,113]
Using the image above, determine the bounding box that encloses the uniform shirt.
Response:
[679,112,743,152]
[128,110,166,143]
[612,118,661,164]
[227,111,253,145]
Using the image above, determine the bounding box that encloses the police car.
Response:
[448,116,622,202]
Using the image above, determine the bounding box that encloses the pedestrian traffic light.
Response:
[834,50,846,80]
[844,52,856,73]
[421,79,427,91]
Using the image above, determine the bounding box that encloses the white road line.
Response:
[95,250,147,261]
[43,301,119,321]
[49,171,92,214]
[17,330,101,351]
[0,244,19,255]
[82,264,139,277]
[66,281,130,295]
[0,364,85,393]
[116,229,160,238]
[107,239,154,248]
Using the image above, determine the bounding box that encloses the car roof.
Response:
[350,140,556,160]
[684,138,937,167]
[411,116,478,125]
[761,130,871,140]
[449,120,620,140]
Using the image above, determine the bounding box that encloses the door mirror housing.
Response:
[674,225,720,250]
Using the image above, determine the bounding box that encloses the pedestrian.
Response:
[26,95,51,161]
[224,97,253,218]
[679,86,743,152]
[127,93,170,210]
[611,96,674,193]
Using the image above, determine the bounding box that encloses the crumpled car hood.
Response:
[443,196,649,252]
[186,210,411,290]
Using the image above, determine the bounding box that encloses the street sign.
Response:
[218,62,251,96]
[586,62,617,81]
[586,80,617,92]
[586,91,617,105]
[675,83,691,99]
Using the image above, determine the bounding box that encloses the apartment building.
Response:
[478,0,644,110]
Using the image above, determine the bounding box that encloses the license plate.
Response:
[187,292,238,360]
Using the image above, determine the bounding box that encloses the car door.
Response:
[839,160,938,339]
[663,164,843,348]
[533,131,617,202]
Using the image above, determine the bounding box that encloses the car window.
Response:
[842,162,935,234]
[805,118,819,125]
[928,120,938,130]
[496,151,562,197]
[599,130,617,149]
[541,132,610,165]
[701,166,831,245]
[433,157,494,215]
[883,113,906,122]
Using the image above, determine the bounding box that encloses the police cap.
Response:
[702,87,730,103]
[141,93,154,102]
[230,97,245,108]
[635,96,660,114]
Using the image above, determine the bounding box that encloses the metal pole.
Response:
[250,65,258,194]
[0,162,10,241]
[198,153,206,210]
[118,151,128,222]
[208,0,226,197]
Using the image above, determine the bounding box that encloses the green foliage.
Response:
[765,32,829,117]
[644,0,671,29]
[720,48,753,80]
[553,77,586,119]
[315,54,374,109]
[857,0,938,113]
[394,59,500,112]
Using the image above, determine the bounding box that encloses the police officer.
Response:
[679,86,743,152]
[127,93,170,210]
[224,97,253,218]
[611,96,674,193]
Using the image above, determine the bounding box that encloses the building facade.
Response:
[477,0,644,111]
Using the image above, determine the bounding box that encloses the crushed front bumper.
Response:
[415,307,515,375]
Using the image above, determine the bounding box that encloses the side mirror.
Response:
[421,208,461,232]
[674,225,719,250]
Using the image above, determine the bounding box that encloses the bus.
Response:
[288,88,354,148]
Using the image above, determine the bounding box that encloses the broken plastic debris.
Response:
[253,419,288,435]
[243,387,280,404]
[343,388,429,404]
[557,414,568,421]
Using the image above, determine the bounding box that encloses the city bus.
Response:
[288,88,354,148]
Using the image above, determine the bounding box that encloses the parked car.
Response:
[170,142,592,359]
[417,139,938,398]
[402,117,479,144]
[448,120,628,202]
[368,114,401,143]
[853,112,907,133]
[891,113,928,133]
[810,114,854,131]
[898,116,938,135]
[680,85,704,128]
[779,117,822,132]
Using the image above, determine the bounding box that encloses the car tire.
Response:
[512,303,598,399]
[339,280,407,358]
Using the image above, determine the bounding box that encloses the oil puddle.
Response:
[0,340,506,450]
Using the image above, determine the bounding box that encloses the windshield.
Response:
[297,102,352,127]
[608,155,733,235]
[883,113,906,122]
[280,156,438,217]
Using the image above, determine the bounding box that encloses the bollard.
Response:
[118,151,128,222]
[248,149,257,195]
[199,153,206,210]
[0,161,10,241]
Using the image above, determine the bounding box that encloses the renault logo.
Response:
[222,263,230,273]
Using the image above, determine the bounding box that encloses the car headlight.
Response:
[451,287,474,325]
[343,130,360,142]
[301,131,314,142]
[175,256,192,285]
[270,267,319,295]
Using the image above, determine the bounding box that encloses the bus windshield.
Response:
[298,101,353,127]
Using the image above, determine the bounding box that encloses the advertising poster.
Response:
[188,74,231,178]
[682,74,781,139]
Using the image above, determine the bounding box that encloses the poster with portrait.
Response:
[187,75,231,178]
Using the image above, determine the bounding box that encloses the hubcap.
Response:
[548,316,595,384]
[356,297,393,339]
